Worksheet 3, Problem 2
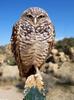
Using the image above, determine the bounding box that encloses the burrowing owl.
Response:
[11,7,55,79]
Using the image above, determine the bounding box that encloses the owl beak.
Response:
[34,18,37,25]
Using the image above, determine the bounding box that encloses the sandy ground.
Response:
[0,86,23,100]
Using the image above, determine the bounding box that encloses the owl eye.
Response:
[26,14,33,18]
[38,15,45,19]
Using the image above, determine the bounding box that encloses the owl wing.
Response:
[11,22,20,65]
[47,23,55,51]
[11,22,31,77]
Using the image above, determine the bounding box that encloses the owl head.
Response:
[21,7,51,26]
[19,7,55,43]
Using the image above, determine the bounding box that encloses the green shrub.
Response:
[56,37,74,54]
[0,46,5,54]
[6,56,16,66]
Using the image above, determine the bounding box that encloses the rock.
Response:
[59,52,67,62]
[48,62,59,73]
[69,47,74,62]
[65,55,70,61]
[53,55,60,63]
[40,63,49,73]
[46,54,60,64]
[46,55,55,63]
[46,48,70,64]
[46,49,60,64]
[40,62,59,74]
[51,49,59,55]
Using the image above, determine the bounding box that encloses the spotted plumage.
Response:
[11,7,55,78]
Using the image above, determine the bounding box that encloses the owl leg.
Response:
[34,66,43,80]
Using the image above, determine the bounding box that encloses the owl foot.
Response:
[25,73,44,91]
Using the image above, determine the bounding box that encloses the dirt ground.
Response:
[0,85,23,100]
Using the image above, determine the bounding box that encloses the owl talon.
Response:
[25,74,44,91]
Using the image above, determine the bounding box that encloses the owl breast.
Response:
[18,21,50,68]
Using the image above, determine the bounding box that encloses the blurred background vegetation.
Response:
[56,37,74,52]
